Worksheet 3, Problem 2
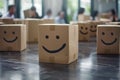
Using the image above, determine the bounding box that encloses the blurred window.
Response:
[80,0,91,15]
[20,0,42,18]
[0,0,7,15]
[21,0,32,18]
[8,0,14,5]
[34,0,42,17]
[67,0,78,22]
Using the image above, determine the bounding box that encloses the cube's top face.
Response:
[0,26,21,44]
[98,25,120,46]
[0,24,25,27]
[25,18,41,21]
[39,25,69,54]
[78,23,89,35]
[26,19,43,25]
[107,22,120,25]
[14,19,25,21]
[70,21,78,25]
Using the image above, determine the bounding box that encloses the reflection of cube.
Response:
[97,25,120,54]
[89,21,103,37]
[25,19,43,43]
[78,22,90,41]
[0,24,27,51]
[38,24,78,64]
[0,18,14,24]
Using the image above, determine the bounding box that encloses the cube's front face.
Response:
[39,25,68,63]
[97,27,119,54]
[0,26,20,51]
[79,23,90,41]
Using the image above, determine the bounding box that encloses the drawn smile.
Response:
[80,30,88,35]
[90,29,96,32]
[101,38,117,45]
[42,43,66,53]
[3,37,18,43]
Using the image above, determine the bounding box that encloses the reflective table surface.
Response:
[0,39,120,80]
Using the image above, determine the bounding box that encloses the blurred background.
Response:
[0,0,119,23]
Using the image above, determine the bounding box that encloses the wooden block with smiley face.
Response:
[0,24,27,51]
[97,25,120,54]
[25,19,43,43]
[38,24,78,64]
[78,22,90,41]
[89,21,103,37]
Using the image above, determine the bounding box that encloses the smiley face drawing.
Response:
[38,24,79,64]
[0,24,27,51]
[3,30,18,43]
[97,25,120,54]
[90,25,96,32]
[39,24,68,54]
[78,23,90,41]
[42,35,66,53]
[79,26,88,35]
[101,32,117,45]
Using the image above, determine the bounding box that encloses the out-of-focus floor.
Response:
[0,38,120,80]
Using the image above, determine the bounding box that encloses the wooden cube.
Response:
[78,22,90,41]
[38,24,78,64]
[25,19,43,43]
[89,21,103,37]
[97,25,120,54]
[0,24,27,51]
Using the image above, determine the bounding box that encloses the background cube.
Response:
[25,19,43,43]
[97,25,120,54]
[78,15,90,21]
[89,21,103,37]
[78,22,90,41]
[106,22,120,25]
[0,24,27,51]
[38,24,78,64]
[42,19,55,23]
[0,18,14,24]
[14,19,26,24]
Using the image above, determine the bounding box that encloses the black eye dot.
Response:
[4,31,7,34]
[81,27,83,29]
[12,32,15,34]
[85,27,88,30]
[45,35,49,39]
[111,32,114,36]
[102,32,105,35]
[56,35,60,39]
